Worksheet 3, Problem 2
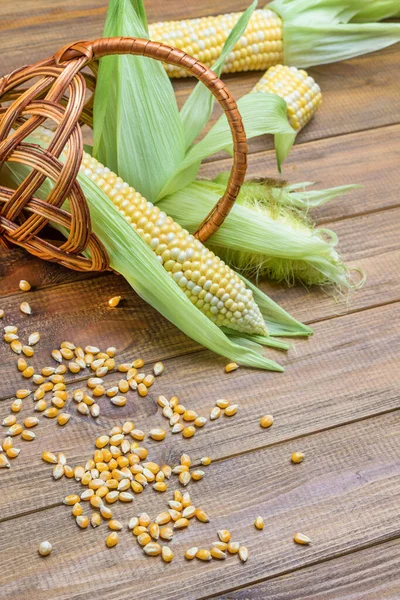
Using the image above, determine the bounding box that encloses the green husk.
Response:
[269,0,400,67]
[93,0,185,202]
[158,177,358,288]
[180,0,258,150]
[160,92,296,198]
[0,150,311,371]
[94,0,296,202]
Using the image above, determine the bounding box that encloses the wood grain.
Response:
[213,537,400,600]
[1,204,399,401]
[1,1,399,598]
[199,124,400,223]
[1,302,398,520]
[0,411,399,600]
[1,1,399,155]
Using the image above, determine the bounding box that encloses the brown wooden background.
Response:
[0,2,399,599]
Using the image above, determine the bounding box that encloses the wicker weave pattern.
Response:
[0,37,248,271]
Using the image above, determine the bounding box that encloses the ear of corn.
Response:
[148,1,400,77]
[158,177,361,289]
[96,0,296,199]
[251,65,322,131]
[2,129,312,370]
[149,8,284,78]
[180,0,258,150]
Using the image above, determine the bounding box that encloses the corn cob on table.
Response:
[0,2,400,600]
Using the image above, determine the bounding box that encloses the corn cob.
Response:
[148,9,283,78]
[251,65,322,131]
[34,128,267,337]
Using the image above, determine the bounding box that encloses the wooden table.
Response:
[1,2,399,599]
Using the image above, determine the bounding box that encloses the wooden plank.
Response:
[213,537,400,600]
[174,45,400,154]
[258,206,400,324]
[1,302,398,519]
[0,248,100,297]
[1,1,399,150]
[199,124,400,222]
[2,124,398,300]
[1,204,399,400]
[0,411,399,599]
[0,0,248,73]
[0,273,201,400]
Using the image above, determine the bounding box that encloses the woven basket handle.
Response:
[55,37,248,243]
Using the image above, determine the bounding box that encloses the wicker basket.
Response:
[0,37,247,272]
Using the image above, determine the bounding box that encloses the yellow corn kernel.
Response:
[182,426,195,439]
[252,65,322,131]
[224,404,238,417]
[22,366,34,378]
[19,279,31,291]
[148,9,283,78]
[108,296,121,308]
[23,416,39,428]
[57,413,71,426]
[184,547,198,560]
[196,548,212,561]
[291,451,305,464]
[91,513,102,528]
[42,451,57,464]
[260,414,274,428]
[106,532,119,547]
[149,428,166,441]
[218,529,231,543]
[161,546,174,563]
[254,516,264,530]
[293,532,311,545]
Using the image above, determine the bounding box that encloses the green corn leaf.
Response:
[180,0,258,150]
[214,172,360,210]
[269,0,400,67]
[93,0,185,201]
[159,92,295,198]
[0,156,306,372]
[158,179,354,288]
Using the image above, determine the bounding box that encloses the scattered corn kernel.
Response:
[108,296,121,307]
[224,404,238,417]
[57,413,71,426]
[211,547,226,560]
[42,451,57,464]
[19,279,31,291]
[293,532,311,545]
[149,428,166,441]
[184,547,198,560]
[225,362,239,373]
[20,301,32,315]
[38,541,52,556]
[218,530,231,543]
[260,415,274,428]
[239,546,249,562]
[153,362,164,376]
[106,532,119,547]
[291,451,305,464]
[196,549,212,561]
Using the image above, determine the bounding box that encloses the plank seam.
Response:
[199,530,400,600]
[1,404,399,525]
